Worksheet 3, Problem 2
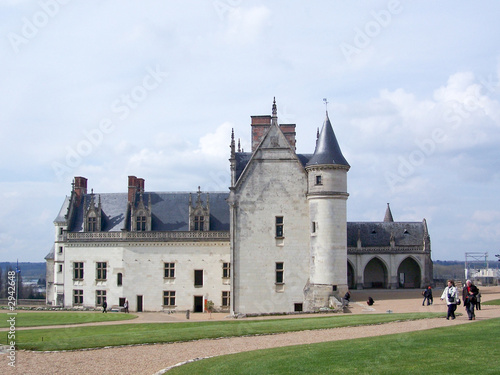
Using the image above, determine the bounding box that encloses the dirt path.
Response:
[3,287,500,375]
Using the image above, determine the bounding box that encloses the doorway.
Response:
[137,295,143,312]
[194,296,203,312]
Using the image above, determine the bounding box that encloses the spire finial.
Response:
[272,97,278,126]
[323,98,329,115]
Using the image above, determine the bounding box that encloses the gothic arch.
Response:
[347,260,355,289]
[363,257,388,288]
[397,256,422,288]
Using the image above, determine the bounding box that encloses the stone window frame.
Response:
[275,262,284,284]
[163,290,176,307]
[73,289,83,305]
[96,290,106,306]
[96,262,107,281]
[222,262,230,279]
[73,262,84,280]
[275,216,284,238]
[164,262,175,279]
[136,215,147,231]
[222,291,230,307]
[194,269,203,287]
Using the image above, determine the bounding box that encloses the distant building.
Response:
[46,100,433,313]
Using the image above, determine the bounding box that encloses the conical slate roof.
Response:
[306,112,349,167]
[384,203,394,222]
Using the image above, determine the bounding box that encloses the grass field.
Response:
[3,312,443,351]
[482,299,500,305]
[168,317,500,375]
[0,312,137,328]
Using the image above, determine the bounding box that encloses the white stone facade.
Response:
[46,102,433,314]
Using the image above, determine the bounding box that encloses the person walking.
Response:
[462,279,479,320]
[476,292,481,310]
[123,299,129,313]
[422,286,433,306]
[102,300,108,313]
[440,280,458,320]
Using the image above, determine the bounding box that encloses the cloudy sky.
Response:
[1,1,499,263]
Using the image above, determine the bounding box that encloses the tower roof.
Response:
[384,203,394,222]
[306,112,349,167]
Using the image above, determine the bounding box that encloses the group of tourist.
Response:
[439,279,481,320]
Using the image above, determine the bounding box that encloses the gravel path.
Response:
[4,288,500,375]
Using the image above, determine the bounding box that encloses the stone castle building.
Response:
[46,100,432,314]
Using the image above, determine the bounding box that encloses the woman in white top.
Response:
[440,279,459,320]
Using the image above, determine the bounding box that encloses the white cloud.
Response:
[223,6,271,43]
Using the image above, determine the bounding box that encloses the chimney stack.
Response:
[251,115,271,151]
[128,176,145,204]
[73,176,87,206]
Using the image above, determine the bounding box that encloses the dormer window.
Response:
[189,187,210,232]
[136,216,146,231]
[88,216,97,232]
[194,215,204,231]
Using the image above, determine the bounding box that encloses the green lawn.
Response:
[4,312,442,351]
[168,317,500,375]
[482,299,500,305]
[0,311,137,328]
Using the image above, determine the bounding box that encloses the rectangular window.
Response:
[73,289,83,305]
[96,290,106,306]
[312,221,317,233]
[59,227,63,235]
[163,291,176,306]
[117,273,123,286]
[58,246,63,254]
[275,216,284,238]
[194,216,204,231]
[88,216,96,232]
[164,262,175,278]
[276,262,284,284]
[222,291,230,307]
[194,269,203,287]
[58,264,63,273]
[222,262,230,278]
[73,262,84,280]
[96,262,107,281]
[315,175,322,185]
[136,216,146,231]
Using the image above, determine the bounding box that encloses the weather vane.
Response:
[323,98,329,113]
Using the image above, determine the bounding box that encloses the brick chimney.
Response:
[128,176,145,204]
[73,176,87,206]
[251,115,271,151]
[250,116,297,151]
[279,124,296,150]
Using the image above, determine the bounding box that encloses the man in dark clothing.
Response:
[102,300,108,313]
[422,286,433,306]
[462,280,479,320]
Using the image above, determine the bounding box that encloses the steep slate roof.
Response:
[306,112,349,167]
[384,203,394,222]
[347,222,425,248]
[66,192,230,232]
[234,152,314,182]
[54,196,71,224]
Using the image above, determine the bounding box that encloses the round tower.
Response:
[305,111,350,310]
